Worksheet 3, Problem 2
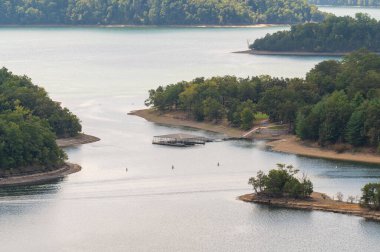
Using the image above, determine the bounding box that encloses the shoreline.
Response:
[129,109,245,138]
[267,136,380,165]
[131,108,380,164]
[235,49,380,56]
[56,133,100,148]
[0,133,99,187]
[234,49,350,56]
[239,192,380,222]
[0,163,81,187]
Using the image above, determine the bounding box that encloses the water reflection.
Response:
[0,179,62,197]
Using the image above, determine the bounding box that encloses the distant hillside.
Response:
[0,0,325,25]
[250,13,380,53]
[308,0,380,6]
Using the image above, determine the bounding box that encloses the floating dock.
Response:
[152,133,212,147]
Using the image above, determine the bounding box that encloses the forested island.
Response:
[308,0,380,6]
[241,164,380,222]
[0,0,325,25]
[0,68,83,178]
[249,14,380,54]
[144,50,380,153]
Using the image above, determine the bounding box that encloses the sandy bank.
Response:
[239,192,380,222]
[131,109,380,164]
[267,135,380,165]
[56,133,100,148]
[0,163,81,187]
[129,109,245,138]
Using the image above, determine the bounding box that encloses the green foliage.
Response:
[0,68,81,174]
[0,0,325,25]
[296,51,380,147]
[203,97,224,121]
[251,14,380,52]
[254,112,269,120]
[308,0,380,6]
[146,75,310,129]
[361,183,380,210]
[0,108,66,173]
[147,51,380,149]
[248,164,313,198]
[0,68,81,138]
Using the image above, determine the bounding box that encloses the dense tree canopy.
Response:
[146,50,380,150]
[297,50,380,148]
[0,0,324,25]
[361,183,380,210]
[250,14,380,52]
[0,68,81,174]
[0,68,81,138]
[248,164,313,198]
[0,108,66,173]
[308,0,380,6]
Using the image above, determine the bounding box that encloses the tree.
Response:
[248,164,313,198]
[203,97,224,121]
[240,107,255,130]
[336,192,344,201]
[347,195,355,203]
[248,170,267,193]
[251,14,380,53]
[361,183,380,210]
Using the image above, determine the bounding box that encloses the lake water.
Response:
[0,7,380,252]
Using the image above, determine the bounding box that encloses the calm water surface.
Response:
[0,7,379,252]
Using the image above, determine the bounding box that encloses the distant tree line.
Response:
[0,68,81,174]
[250,14,380,53]
[0,0,325,25]
[308,0,380,6]
[146,50,380,151]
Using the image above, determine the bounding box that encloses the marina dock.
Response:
[152,133,212,147]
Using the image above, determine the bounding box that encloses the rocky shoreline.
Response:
[0,163,81,187]
[239,192,380,222]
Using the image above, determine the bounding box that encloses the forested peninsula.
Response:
[308,0,380,6]
[0,0,324,25]
[0,68,83,178]
[144,51,380,153]
[250,14,380,53]
[250,14,380,54]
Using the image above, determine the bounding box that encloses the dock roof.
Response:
[153,133,208,140]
